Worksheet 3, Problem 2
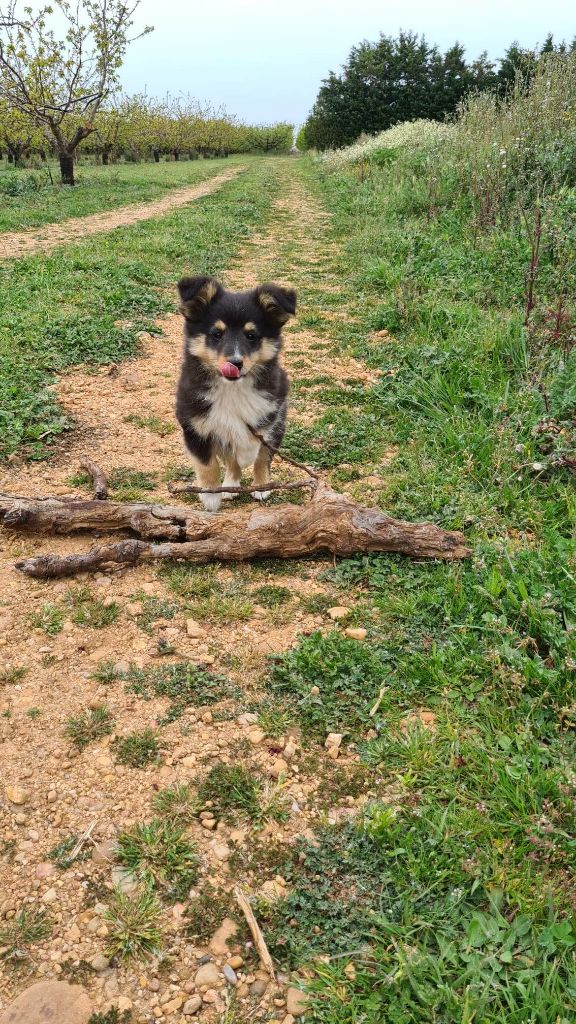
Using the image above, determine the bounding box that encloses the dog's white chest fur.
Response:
[191,378,275,467]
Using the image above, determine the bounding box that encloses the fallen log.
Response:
[0,485,471,579]
[79,456,109,500]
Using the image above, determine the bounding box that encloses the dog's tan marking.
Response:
[214,319,227,331]
[252,339,279,364]
[180,278,219,320]
[243,322,257,333]
[188,333,220,369]
[257,291,291,325]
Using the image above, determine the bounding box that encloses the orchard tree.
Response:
[0,98,41,162]
[0,0,152,183]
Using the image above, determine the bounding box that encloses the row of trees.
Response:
[0,0,293,183]
[0,92,294,169]
[300,31,576,150]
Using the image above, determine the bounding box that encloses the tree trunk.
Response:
[7,150,14,164]
[1,485,471,579]
[102,147,110,166]
[153,149,160,163]
[59,152,75,186]
[173,149,180,161]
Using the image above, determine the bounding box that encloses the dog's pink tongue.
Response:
[221,361,241,380]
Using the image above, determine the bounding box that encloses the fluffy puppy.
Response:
[175,275,296,511]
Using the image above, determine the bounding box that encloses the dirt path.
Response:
[0,163,377,1019]
[0,167,244,261]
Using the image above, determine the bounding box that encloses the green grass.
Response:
[0,906,51,964]
[65,705,114,751]
[65,586,120,629]
[254,148,576,1022]
[0,157,238,232]
[159,563,254,622]
[197,763,288,825]
[48,834,92,870]
[268,630,387,738]
[104,886,162,961]
[117,660,241,722]
[28,602,64,635]
[0,665,28,685]
[116,819,198,901]
[152,783,197,825]
[112,729,160,768]
[0,158,278,460]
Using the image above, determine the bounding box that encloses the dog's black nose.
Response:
[228,357,243,369]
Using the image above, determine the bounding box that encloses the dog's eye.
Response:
[211,329,224,341]
[245,331,257,342]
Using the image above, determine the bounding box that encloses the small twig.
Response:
[168,480,314,496]
[234,886,276,980]
[369,685,387,717]
[69,821,97,861]
[248,425,320,481]
[79,457,108,500]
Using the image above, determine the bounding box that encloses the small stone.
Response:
[183,995,202,1016]
[149,978,160,992]
[163,994,184,1014]
[111,866,139,894]
[201,818,217,830]
[211,842,231,861]
[227,955,244,969]
[6,786,29,805]
[47,791,58,804]
[284,738,297,759]
[117,996,133,1012]
[310,685,320,696]
[14,813,26,825]
[41,887,58,904]
[182,756,196,768]
[223,965,237,986]
[92,839,117,865]
[186,619,206,638]
[283,1016,296,1024]
[248,728,265,745]
[90,954,110,973]
[35,862,56,880]
[269,757,289,779]
[209,917,238,955]
[328,606,350,620]
[237,713,258,726]
[250,979,268,997]
[325,733,343,749]
[344,627,367,641]
[195,962,220,987]
[286,987,309,1016]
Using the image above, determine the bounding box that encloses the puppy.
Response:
[175,275,296,512]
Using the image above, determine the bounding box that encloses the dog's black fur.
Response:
[175,275,296,511]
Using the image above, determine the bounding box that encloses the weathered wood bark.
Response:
[1,485,470,579]
[79,457,109,500]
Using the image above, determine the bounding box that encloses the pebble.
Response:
[286,987,309,1016]
[41,887,58,904]
[328,606,351,620]
[209,917,237,955]
[6,786,30,805]
[35,862,56,880]
[237,713,258,726]
[90,954,110,973]
[284,738,297,759]
[250,979,268,997]
[223,965,237,986]
[227,955,244,970]
[183,995,202,1016]
[14,813,26,825]
[344,627,367,641]
[325,733,343,750]
[92,839,117,865]
[186,619,206,638]
[200,818,217,831]
[269,757,289,779]
[194,962,220,987]
[248,728,265,745]
[111,866,139,894]
[211,842,231,861]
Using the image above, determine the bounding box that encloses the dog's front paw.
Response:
[252,489,271,501]
[200,492,222,513]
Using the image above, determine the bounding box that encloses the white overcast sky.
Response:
[120,0,575,126]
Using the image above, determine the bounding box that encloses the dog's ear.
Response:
[255,284,297,328]
[177,276,222,321]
